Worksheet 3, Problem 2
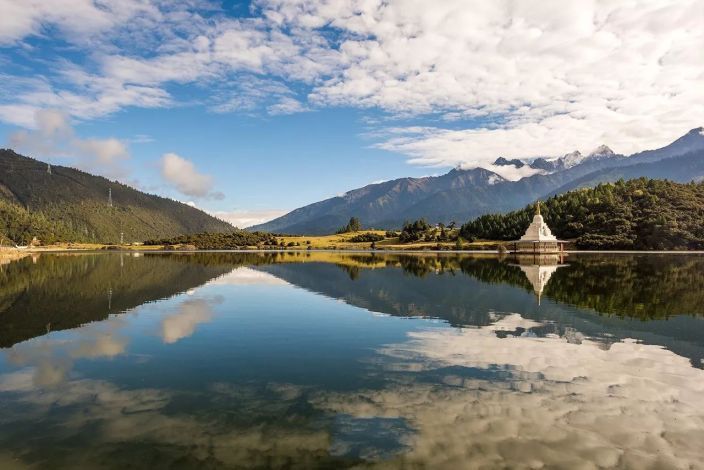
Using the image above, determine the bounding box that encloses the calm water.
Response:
[1,252,704,469]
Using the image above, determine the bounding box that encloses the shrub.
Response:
[349,232,384,243]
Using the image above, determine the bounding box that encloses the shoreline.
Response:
[6,246,704,255]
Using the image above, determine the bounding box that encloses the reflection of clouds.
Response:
[208,267,289,286]
[313,314,704,468]
[5,320,129,387]
[485,312,542,332]
[0,375,336,468]
[160,298,217,344]
[72,332,128,359]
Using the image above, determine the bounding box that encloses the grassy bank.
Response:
[272,231,502,251]
[4,232,506,253]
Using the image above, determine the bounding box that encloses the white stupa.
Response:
[511,202,565,253]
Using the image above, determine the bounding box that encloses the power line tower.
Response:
[108,188,113,207]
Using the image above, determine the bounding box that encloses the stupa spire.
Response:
[536,201,541,216]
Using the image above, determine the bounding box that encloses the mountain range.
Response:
[250,128,704,234]
[0,149,234,243]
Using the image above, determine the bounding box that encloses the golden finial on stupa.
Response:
[535,201,541,216]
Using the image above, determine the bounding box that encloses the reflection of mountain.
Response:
[3,252,704,365]
[260,254,704,320]
[257,254,704,367]
[0,253,235,348]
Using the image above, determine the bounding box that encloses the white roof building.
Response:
[520,204,557,242]
[511,202,565,253]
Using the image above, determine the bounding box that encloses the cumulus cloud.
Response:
[1,0,702,171]
[7,108,130,178]
[159,153,224,199]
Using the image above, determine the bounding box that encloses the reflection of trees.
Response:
[0,254,235,347]
[544,256,704,320]
[3,252,704,348]
[380,254,704,320]
[323,253,704,321]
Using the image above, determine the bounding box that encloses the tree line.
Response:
[459,178,704,250]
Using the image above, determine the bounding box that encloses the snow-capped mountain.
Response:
[250,128,704,234]
[588,145,615,158]
[492,145,618,175]
[556,145,616,169]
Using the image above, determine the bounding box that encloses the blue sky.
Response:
[0,0,701,226]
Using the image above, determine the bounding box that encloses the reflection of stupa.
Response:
[510,202,566,254]
[512,254,567,305]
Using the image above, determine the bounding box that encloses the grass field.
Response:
[1,230,505,254]
[272,230,502,251]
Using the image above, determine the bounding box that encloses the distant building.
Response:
[510,202,566,253]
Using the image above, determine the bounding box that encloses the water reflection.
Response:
[5,318,129,387]
[510,254,568,303]
[314,313,704,468]
[0,252,703,468]
[160,297,218,344]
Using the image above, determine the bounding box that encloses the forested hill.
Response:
[0,149,235,244]
[459,178,704,250]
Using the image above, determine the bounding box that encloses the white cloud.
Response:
[159,152,224,199]
[0,0,158,45]
[267,97,311,115]
[1,0,702,171]
[212,209,287,228]
[7,108,130,178]
[263,0,702,166]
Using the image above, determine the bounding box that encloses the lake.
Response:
[1,252,703,469]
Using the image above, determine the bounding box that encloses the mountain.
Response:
[494,157,525,168]
[251,128,704,234]
[0,149,235,243]
[627,127,704,164]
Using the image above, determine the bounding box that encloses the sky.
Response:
[0,0,702,227]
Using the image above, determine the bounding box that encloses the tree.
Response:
[336,216,362,234]
[348,217,361,232]
[399,218,432,243]
[458,178,704,250]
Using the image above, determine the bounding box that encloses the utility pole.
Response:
[108,188,113,207]
[47,161,51,175]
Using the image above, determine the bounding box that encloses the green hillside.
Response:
[0,149,236,244]
[460,178,704,250]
